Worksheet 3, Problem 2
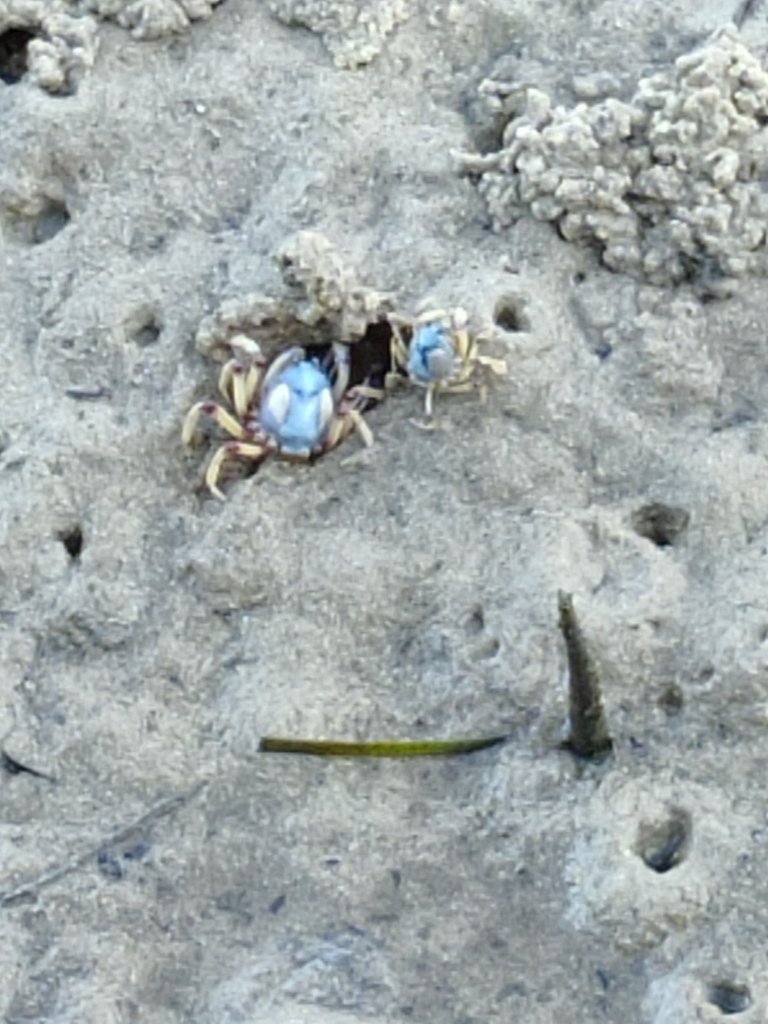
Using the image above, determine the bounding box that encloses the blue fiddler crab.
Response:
[183,336,380,499]
[388,307,506,420]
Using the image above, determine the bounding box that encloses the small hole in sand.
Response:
[0,29,35,84]
[466,605,485,634]
[636,807,691,873]
[593,340,613,361]
[493,294,530,332]
[477,637,500,659]
[132,317,162,347]
[4,198,71,245]
[31,199,70,244]
[658,682,684,716]
[631,503,690,547]
[57,525,83,560]
[707,981,751,1015]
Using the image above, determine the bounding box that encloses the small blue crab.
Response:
[183,336,380,499]
[388,307,506,419]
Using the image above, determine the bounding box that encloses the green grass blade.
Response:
[259,735,506,758]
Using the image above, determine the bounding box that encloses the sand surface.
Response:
[1,1,768,1021]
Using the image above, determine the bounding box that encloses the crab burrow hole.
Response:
[57,525,83,561]
[0,28,36,84]
[635,807,692,873]
[657,682,684,717]
[493,293,530,332]
[299,321,392,390]
[126,308,163,347]
[631,503,690,548]
[2,196,71,246]
[466,604,485,635]
[349,320,393,389]
[707,981,752,1015]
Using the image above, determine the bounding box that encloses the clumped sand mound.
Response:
[460,27,768,288]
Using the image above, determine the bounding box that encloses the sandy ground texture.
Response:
[2,0,768,1021]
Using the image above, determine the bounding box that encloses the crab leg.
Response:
[328,375,382,449]
[346,408,374,447]
[424,383,437,419]
[218,361,236,403]
[389,325,410,373]
[350,384,386,402]
[182,401,252,446]
[440,380,477,397]
[231,368,250,421]
[204,445,231,501]
[218,361,264,419]
[454,330,475,366]
[477,354,508,377]
[324,413,349,451]
[205,440,269,500]
[325,406,374,450]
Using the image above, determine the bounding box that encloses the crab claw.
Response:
[329,342,351,403]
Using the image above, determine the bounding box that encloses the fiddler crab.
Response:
[388,307,506,421]
[183,335,382,499]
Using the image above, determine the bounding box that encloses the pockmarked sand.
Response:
[1,1,767,1021]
